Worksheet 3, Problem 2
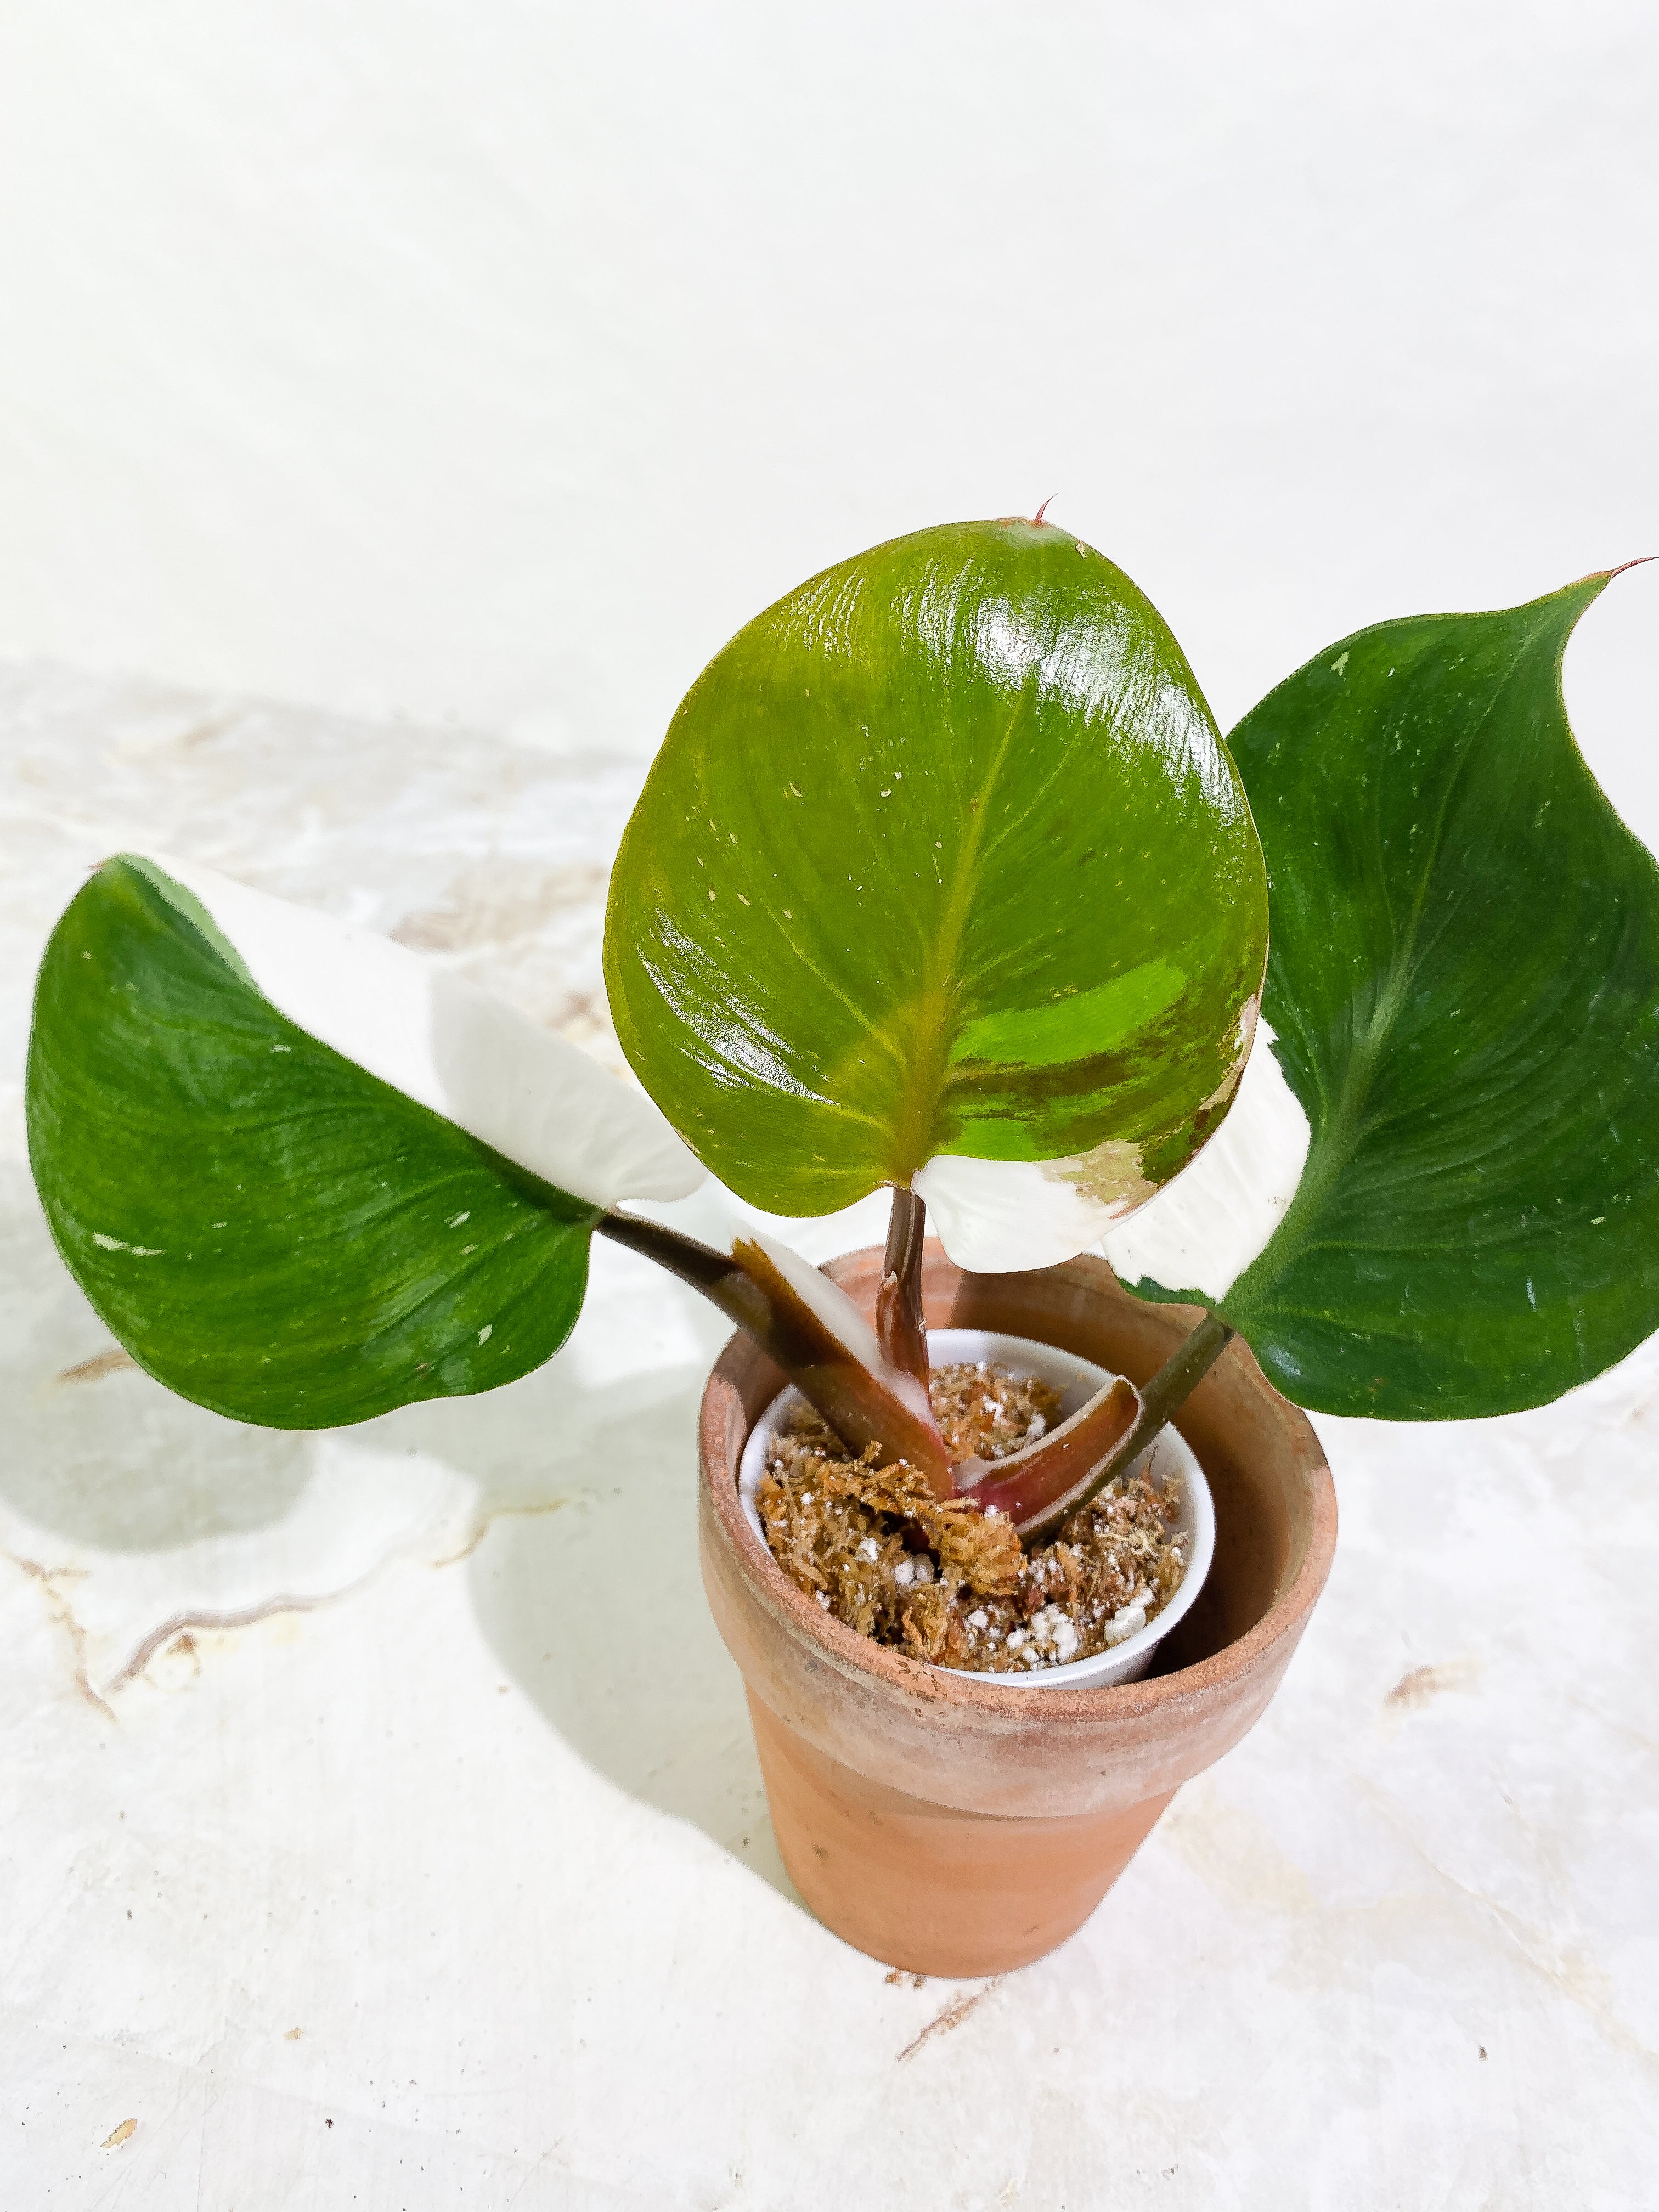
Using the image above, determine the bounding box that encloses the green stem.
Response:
[1014,1308,1235,1544]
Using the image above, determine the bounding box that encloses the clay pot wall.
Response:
[698,1245,1337,1977]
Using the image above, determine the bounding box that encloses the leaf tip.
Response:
[1573,555,1655,591]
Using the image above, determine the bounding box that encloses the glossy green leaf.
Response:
[28,857,610,1427]
[1212,571,1659,1417]
[604,518,1268,1268]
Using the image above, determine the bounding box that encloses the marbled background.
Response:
[3,665,1655,2207]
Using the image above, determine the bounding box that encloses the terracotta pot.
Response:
[698,1244,1338,1978]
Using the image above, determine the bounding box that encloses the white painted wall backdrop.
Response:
[0,0,1654,787]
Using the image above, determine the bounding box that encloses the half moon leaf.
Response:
[603,518,1269,1271]
[26,855,702,1428]
[1114,571,1659,1419]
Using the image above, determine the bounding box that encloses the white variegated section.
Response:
[913,1020,1312,1282]
[1101,1022,1311,1299]
[912,1152,1127,1273]
[150,855,703,1210]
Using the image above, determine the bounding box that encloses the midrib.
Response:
[883,688,1029,1181]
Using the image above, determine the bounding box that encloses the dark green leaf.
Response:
[27,859,602,1427]
[1221,571,1659,1417]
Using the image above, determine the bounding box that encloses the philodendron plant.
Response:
[26,520,1659,1562]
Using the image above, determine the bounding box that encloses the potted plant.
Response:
[26,518,1659,1977]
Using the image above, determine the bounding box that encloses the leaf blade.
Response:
[604,518,1268,1265]
[1221,573,1659,1417]
[27,859,608,1427]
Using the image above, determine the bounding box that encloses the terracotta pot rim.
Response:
[701,1303,1336,1725]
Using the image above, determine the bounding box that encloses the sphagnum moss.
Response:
[757,1362,1186,1673]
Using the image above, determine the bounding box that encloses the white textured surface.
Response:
[4,665,1658,2208]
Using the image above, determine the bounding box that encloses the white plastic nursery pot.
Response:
[698,1242,1338,1978]
[738,1328,1217,1690]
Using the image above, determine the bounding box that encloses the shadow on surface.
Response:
[2,1170,312,1548]
[460,1348,803,1906]
[7,1159,800,1905]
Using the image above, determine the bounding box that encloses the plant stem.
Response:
[595,1210,951,1489]
[964,1374,1140,1528]
[1014,1308,1236,1544]
[595,1211,1233,1537]
[594,1210,742,1300]
[875,1184,929,1391]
